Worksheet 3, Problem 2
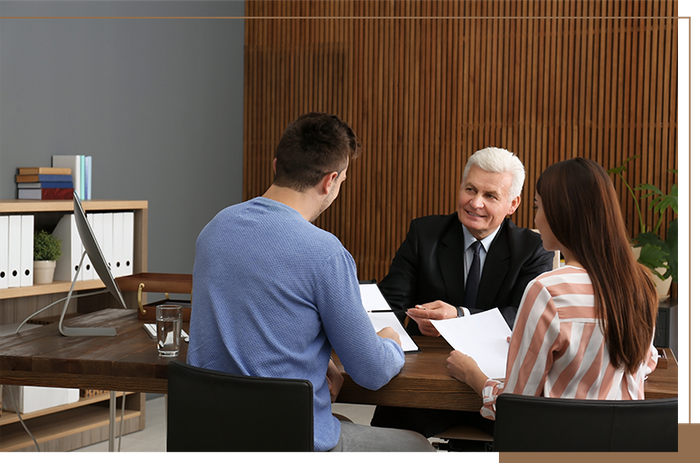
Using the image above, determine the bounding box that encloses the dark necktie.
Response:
[464,240,482,309]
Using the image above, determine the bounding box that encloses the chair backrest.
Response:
[492,393,677,452]
[167,360,314,452]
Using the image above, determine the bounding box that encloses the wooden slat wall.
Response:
[244,0,678,281]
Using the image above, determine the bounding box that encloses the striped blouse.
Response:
[480,265,658,420]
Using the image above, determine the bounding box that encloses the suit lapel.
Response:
[478,221,511,309]
[437,217,465,305]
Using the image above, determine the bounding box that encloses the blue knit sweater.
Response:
[187,197,404,451]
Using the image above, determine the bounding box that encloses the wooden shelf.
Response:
[1,199,149,451]
[0,199,148,214]
[1,389,145,452]
[0,392,130,426]
[0,279,107,300]
[0,199,148,316]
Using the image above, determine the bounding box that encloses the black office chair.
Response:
[167,360,314,452]
[492,393,677,452]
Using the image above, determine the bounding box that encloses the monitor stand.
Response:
[58,250,117,337]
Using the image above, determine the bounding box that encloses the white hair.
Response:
[462,147,525,200]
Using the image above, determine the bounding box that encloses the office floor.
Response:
[72,395,167,452]
[71,395,379,452]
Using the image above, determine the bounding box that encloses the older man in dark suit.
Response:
[372,147,554,442]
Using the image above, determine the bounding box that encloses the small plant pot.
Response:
[652,273,672,302]
[34,260,57,284]
[631,247,672,301]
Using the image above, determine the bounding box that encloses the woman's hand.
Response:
[446,350,488,392]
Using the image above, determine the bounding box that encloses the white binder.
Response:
[20,215,35,287]
[112,213,124,277]
[8,215,22,288]
[123,212,134,276]
[86,213,103,281]
[0,216,9,289]
[52,214,84,282]
[102,213,114,274]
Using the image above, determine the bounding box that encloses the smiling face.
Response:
[457,165,521,240]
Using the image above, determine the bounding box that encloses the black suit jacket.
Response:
[378,213,554,331]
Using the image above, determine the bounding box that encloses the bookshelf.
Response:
[0,199,148,452]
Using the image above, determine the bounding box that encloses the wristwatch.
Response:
[456,306,467,318]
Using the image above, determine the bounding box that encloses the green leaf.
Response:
[636,183,663,196]
[634,232,665,250]
[634,243,669,279]
[34,230,62,261]
[668,184,678,214]
[607,155,639,176]
[664,219,678,281]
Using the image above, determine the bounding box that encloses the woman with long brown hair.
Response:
[447,157,658,420]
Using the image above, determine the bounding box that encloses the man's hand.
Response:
[406,300,459,336]
[377,326,402,346]
[326,359,344,403]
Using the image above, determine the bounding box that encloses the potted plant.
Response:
[34,229,62,284]
[608,156,678,300]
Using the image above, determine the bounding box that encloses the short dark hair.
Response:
[273,112,360,191]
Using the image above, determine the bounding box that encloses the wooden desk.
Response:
[1,309,677,406]
[334,337,483,411]
[334,337,678,412]
[0,309,180,394]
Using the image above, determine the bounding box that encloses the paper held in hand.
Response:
[359,283,419,353]
[430,308,512,379]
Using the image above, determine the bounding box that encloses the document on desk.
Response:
[359,283,419,353]
[430,308,512,379]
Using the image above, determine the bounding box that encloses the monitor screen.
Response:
[58,191,127,336]
[73,192,127,310]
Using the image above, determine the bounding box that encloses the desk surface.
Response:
[0,309,677,411]
[0,309,178,393]
[334,336,678,412]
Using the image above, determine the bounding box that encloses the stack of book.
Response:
[16,167,74,200]
[52,155,92,200]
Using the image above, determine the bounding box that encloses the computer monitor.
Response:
[57,191,127,336]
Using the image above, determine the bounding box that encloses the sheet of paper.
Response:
[358,283,418,353]
[430,308,512,379]
[359,283,391,312]
[368,312,419,353]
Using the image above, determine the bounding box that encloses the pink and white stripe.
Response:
[480,265,658,420]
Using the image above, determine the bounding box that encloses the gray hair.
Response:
[462,147,525,200]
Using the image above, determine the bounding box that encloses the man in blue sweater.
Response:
[187,112,434,452]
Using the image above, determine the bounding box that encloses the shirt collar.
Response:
[461,222,502,254]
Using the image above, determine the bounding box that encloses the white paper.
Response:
[359,283,418,352]
[359,283,391,312]
[430,308,512,379]
[368,312,419,353]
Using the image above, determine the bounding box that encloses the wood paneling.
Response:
[245,0,678,281]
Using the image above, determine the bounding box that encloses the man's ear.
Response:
[272,158,277,174]
[321,171,339,195]
[508,195,522,215]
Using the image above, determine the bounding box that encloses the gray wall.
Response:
[0,0,245,274]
